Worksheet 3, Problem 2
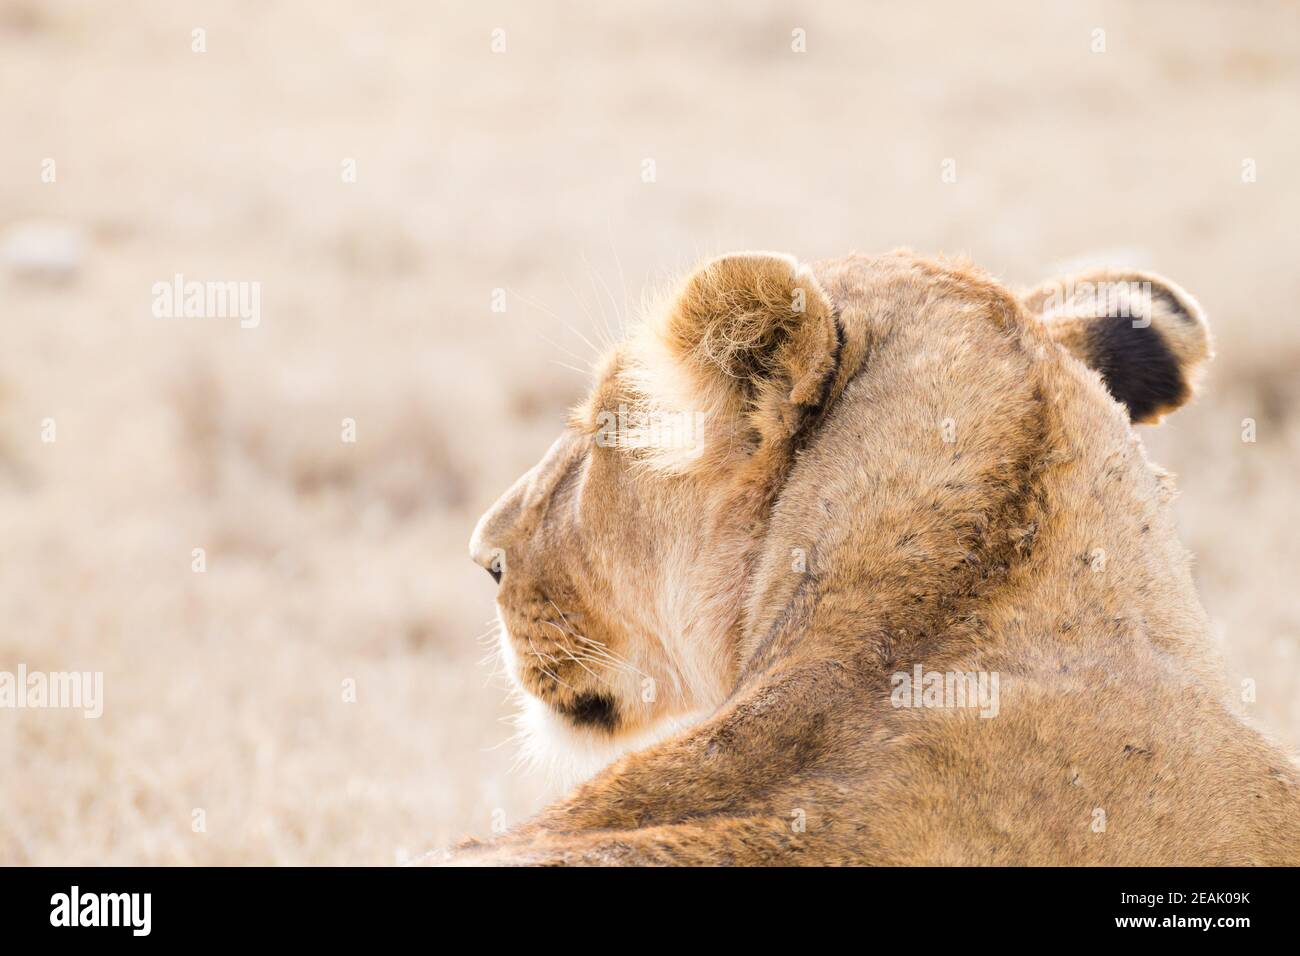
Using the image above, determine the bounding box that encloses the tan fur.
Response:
[452,250,1300,866]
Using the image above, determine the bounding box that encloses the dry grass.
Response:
[1,0,1297,863]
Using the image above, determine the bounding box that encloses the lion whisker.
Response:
[525,639,575,691]
[557,646,602,681]
[545,601,650,678]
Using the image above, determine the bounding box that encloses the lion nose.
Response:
[469,539,507,584]
[481,549,505,584]
[467,528,506,587]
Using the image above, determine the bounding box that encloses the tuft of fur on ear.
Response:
[625,252,839,470]
[1022,269,1213,424]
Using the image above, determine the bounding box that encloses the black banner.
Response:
[0,866,1287,942]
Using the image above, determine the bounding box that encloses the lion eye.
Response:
[488,554,503,584]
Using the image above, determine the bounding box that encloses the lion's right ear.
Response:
[651,252,839,450]
[1022,269,1213,424]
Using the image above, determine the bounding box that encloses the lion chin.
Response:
[494,617,708,791]
[513,695,707,793]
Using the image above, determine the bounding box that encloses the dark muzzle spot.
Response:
[561,693,618,733]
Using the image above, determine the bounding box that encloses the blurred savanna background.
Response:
[1,0,1298,864]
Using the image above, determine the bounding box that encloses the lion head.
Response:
[469,250,1211,783]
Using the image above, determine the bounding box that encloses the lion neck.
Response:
[731,321,1216,695]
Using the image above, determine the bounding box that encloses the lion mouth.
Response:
[497,609,624,735]
[556,692,619,733]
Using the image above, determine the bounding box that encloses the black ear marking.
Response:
[1086,315,1189,422]
[1024,269,1211,423]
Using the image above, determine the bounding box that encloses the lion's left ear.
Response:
[1021,269,1213,424]
[657,252,839,446]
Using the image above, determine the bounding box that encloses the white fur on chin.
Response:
[514,694,708,792]
[496,613,710,792]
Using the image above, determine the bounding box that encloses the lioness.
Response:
[455,250,1300,865]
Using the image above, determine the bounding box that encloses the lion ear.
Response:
[657,252,839,445]
[1022,270,1213,424]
